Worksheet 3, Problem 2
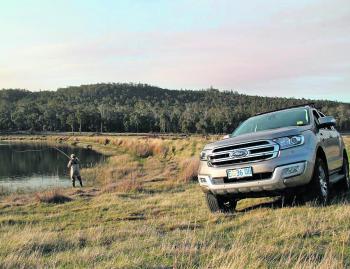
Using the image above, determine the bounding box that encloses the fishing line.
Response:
[12,149,45,153]
[12,147,71,159]
[11,147,94,167]
[9,146,98,168]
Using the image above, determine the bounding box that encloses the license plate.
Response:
[227,167,253,179]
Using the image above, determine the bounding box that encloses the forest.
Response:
[1,83,350,134]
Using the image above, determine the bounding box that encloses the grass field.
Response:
[0,135,349,268]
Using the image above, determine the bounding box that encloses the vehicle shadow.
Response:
[237,190,350,213]
[237,198,285,213]
[329,187,350,204]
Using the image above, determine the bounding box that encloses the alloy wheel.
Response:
[344,159,350,189]
[318,165,328,200]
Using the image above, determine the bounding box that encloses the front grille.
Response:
[212,141,269,153]
[208,140,279,167]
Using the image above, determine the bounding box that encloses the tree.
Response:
[66,114,76,132]
[0,84,349,134]
[76,108,88,133]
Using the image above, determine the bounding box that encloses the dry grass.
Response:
[0,134,349,268]
[102,178,144,193]
[344,136,350,154]
[1,185,350,268]
[0,186,10,197]
[81,151,157,194]
[35,189,72,204]
[179,157,200,183]
[108,137,170,158]
[78,135,206,193]
[0,193,34,207]
[134,143,153,158]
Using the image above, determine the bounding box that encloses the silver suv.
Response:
[198,104,349,212]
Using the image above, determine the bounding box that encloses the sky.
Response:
[0,0,349,102]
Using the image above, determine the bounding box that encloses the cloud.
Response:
[0,0,349,101]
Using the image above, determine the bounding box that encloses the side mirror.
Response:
[222,134,230,139]
[318,116,336,128]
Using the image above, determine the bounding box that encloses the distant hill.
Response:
[0,83,349,133]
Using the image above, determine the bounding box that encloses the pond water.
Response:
[0,142,105,191]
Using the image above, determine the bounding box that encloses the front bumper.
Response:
[198,161,314,195]
[198,145,316,195]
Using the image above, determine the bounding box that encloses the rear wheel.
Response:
[309,157,329,205]
[339,156,350,191]
[205,193,237,213]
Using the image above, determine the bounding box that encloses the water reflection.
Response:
[0,142,105,190]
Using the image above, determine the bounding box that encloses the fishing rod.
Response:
[52,147,71,159]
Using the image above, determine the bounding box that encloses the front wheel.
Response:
[205,193,237,213]
[309,157,330,205]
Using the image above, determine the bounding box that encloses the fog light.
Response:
[281,162,305,179]
[211,178,224,185]
[199,177,207,183]
[198,175,211,185]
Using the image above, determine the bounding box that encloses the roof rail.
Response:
[255,103,315,116]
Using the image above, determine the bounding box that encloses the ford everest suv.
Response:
[198,104,349,212]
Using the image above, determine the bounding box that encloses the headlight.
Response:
[200,150,210,161]
[273,135,304,149]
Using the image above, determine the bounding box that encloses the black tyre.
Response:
[309,157,330,205]
[205,193,237,213]
[339,156,350,191]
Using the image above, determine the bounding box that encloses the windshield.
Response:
[233,107,310,136]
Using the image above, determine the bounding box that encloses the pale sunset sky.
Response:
[0,0,349,102]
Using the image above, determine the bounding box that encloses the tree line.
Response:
[0,83,349,134]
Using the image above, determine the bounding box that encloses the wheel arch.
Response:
[343,149,348,161]
[316,146,329,172]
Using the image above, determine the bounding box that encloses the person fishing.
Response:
[67,154,83,187]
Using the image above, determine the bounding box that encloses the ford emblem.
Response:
[229,149,248,158]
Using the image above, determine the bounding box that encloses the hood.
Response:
[204,126,310,150]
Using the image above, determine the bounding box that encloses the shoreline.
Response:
[0,135,118,156]
[0,136,111,196]
[0,134,207,197]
